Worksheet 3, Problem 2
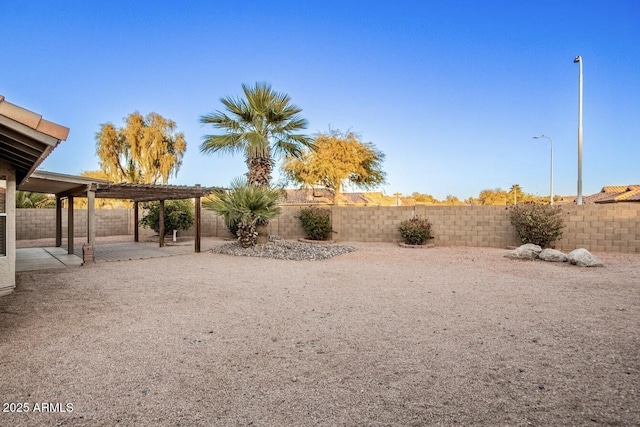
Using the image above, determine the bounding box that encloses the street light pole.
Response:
[533,135,554,205]
[574,55,583,205]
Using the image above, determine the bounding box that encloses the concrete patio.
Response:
[16,236,225,272]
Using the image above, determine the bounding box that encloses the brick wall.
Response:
[16,203,640,253]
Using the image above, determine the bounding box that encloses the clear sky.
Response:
[2,0,639,200]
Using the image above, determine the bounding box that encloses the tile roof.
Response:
[584,185,640,204]
[0,95,69,141]
[0,95,69,184]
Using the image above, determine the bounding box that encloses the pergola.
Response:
[19,170,219,259]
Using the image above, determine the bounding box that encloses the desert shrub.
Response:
[509,202,564,248]
[139,200,194,235]
[298,206,332,240]
[398,216,433,245]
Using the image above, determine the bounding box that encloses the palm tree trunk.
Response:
[246,156,273,187]
[246,156,274,243]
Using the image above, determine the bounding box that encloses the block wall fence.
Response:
[15,203,640,253]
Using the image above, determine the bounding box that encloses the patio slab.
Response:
[15,238,223,272]
[16,248,73,272]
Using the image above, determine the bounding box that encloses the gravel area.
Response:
[212,238,356,260]
[1,243,639,426]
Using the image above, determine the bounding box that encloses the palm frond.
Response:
[199,134,246,155]
[201,82,310,185]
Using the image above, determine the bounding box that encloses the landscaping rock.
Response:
[505,243,542,260]
[398,242,435,249]
[212,239,355,260]
[567,248,604,267]
[538,248,568,263]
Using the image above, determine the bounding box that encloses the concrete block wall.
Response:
[554,203,640,253]
[271,206,307,239]
[17,208,131,239]
[332,206,414,242]
[178,209,234,239]
[327,205,520,247]
[416,205,519,248]
[16,209,55,240]
[16,203,640,253]
[180,206,305,239]
[96,209,130,236]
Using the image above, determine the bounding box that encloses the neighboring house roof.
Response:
[583,185,640,204]
[0,95,69,184]
[282,189,399,206]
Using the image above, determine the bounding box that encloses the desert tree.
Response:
[95,112,186,184]
[282,129,386,205]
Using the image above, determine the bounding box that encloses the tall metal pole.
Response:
[574,56,583,205]
[533,135,554,205]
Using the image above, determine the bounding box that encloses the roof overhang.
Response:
[18,170,110,197]
[0,95,69,184]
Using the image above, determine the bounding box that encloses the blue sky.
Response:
[2,0,639,200]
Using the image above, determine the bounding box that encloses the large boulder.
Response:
[505,243,542,260]
[538,248,568,263]
[567,248,604,267]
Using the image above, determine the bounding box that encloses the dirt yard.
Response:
[1,242,638,426]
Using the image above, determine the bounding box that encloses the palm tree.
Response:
[203,177,283,247]
[200,82,314,187]
[509,184,524,205]
[16,191,55,208]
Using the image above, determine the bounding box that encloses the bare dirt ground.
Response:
[1,242,639,426]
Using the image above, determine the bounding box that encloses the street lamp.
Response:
[574,55,583,204]
[533,135,554,205]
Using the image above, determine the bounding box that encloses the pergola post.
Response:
[67,196,74,254]
[55,195,62,247]
[87,185,96,247]
[195,197,201,253]
[158,199,165,247]
[83,186,96,263]
[134,201,139,242]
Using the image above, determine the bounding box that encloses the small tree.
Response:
[283,129,386,205]
[509,202,564,248]
[139,200,194,235]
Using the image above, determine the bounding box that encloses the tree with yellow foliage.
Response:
[95,112,186,184]
[283,129,386,205]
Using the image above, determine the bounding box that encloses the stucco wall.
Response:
[0,162,16,296]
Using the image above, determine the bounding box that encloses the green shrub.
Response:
[139,200,194,235]
[398,216,433,245]
[509,202,564,248]
[298,206,332,240]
